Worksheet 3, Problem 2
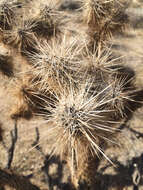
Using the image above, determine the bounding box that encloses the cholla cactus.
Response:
[83,0,129,46]
[40,83,117,188]
[36,46,137,188]
[0,0,141,189]
[2,19,37,53]
[32,2,62,39]
[28,37,83,92]
[10,75,37,119]
[0,0,22,30]
[79,47,136,120]
[10,74,56,120]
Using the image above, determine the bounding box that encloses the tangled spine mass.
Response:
[30,40,136,188]
[42,83,119,179]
